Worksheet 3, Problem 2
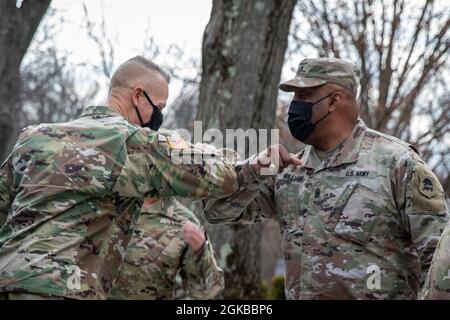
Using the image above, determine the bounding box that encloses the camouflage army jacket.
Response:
[204,119,449,299]
[0,106,237,299]
[110,198,223,300]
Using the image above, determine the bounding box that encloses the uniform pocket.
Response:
[125,212,179,265]
[331,181,380,245]
[276,182,301,234]
[324,180,358,232]
[145,229,179,262]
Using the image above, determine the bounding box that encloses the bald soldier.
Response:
[203,58,449,299]
[0,56,237,300]
[110,197,223,300]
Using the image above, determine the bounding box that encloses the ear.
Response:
[329,91,342,112]
[131,86,144,106]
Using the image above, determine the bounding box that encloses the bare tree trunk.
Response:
[0,0,51,161]
[198,0,296,299]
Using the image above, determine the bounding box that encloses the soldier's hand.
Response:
[182,221,206,254]
[251,144,302,175]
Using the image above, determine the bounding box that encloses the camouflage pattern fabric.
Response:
[279,57,360,95]
[422,209,450,299]
[109,197,223,300]
[204,119,449,299]
[0,105,237,300]
[0,292,65,300]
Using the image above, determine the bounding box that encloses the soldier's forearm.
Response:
[237,160,272,189]
[184,242,224,299]
[203,190,257,224]
[203,162,275,224]
[148,141,239,200]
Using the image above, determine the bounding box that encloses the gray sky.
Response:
[51,0,211,64]
[40,0,212,105]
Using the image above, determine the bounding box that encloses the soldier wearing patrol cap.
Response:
[203,57,449,299]
[0,56,238,300]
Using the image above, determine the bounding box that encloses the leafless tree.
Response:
[290,0,450,192]
[82,2,201,92]
[20,50,99,127]
[0,0,51,161]
[82,1,115,82]
[17,6,99,129]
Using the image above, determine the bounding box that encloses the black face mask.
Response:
[287,92,335,142]
[135,90,163,131]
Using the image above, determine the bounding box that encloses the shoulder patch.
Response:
[166,135,189,150]
[411,163,445,213]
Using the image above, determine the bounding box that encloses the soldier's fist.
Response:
[251,144,302,175]
[182,221,206,254]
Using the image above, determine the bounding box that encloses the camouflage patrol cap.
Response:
[279,58,360,95]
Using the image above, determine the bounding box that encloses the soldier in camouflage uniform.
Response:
[204,58,449,299]
[422,213,450,299]
[109,197,223,300]
[0,56,238,300]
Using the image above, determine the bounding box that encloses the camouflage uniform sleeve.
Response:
[392,150,449,287]
[203,159,276,224]
[421,210,450,300]
[180,233,225,299]
[0,155,13,225]
[112,130,238,200]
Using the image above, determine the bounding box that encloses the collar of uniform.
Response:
[301,118,367,172]
[80,106,123,118]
